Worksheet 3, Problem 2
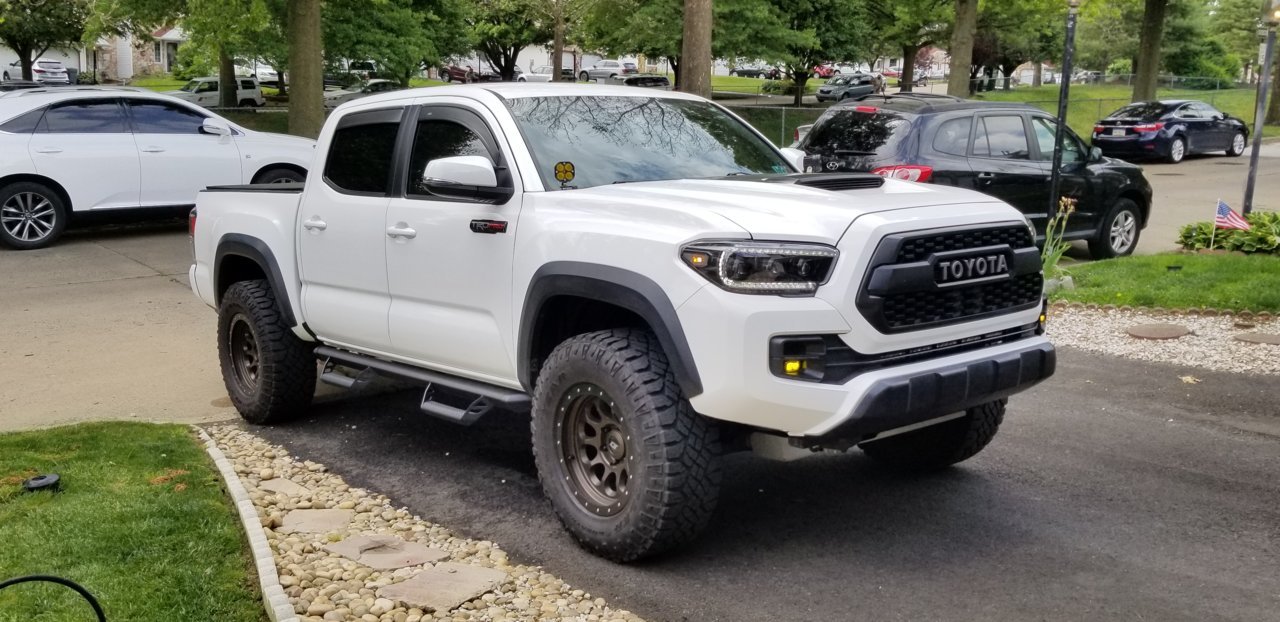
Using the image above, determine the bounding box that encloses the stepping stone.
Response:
[258,478,312,497]
[1126,323,1191,340]
[278,509,354,534]
[377,562,507,612]
[1233,332,1280,345]
[325,534,449,570]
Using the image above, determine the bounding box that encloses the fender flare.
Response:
[518,261,703,397]
[214,233,297,327]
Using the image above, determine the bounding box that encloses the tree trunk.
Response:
[551,2,565,82]
[1032,61,1042,87]
[948,0,978,96]
[1267,45,1280,124]
[792,69,808,107]
[899,44,919,93]
[287,0,324,138]
[218,49,237,108]
[669,56,681,89]
[1132,0,1168,102]
[680,0,712,98]
[984,65,996,91]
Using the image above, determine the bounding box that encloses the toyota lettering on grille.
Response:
[935,253,1010,285]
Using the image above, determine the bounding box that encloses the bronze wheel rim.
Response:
[228,314,260,393]
[559,383,631,516]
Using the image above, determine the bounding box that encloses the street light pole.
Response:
[1243,7,1280,215]
[1048,0,1081,218]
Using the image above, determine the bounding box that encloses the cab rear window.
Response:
[801,109,909,158]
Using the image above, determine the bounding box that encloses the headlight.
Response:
[680,241,838,295]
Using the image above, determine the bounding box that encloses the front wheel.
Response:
[1227,131,1246,157]
[1166,136,1186,163]
[1088,197,1142,258]
[255,167,305,184]
[859,400,1006,472]
[217,280,316,424]
[0,181,67,250]
[578,71,590,82]
[531,329,722,562]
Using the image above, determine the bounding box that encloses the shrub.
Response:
[172,41,215,81]
[1177,210,1280,254]
[761,79,817,96]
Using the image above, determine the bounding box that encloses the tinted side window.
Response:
[972,115,1029,159]
[324,109,402,194]
[406,119,490,195]
[1175,105,1200,119]
[0,107,47,134]
[240,80,255,90]
[38,101,127,133]
[128,101,206,134]
[1032,117,1082,162]
[932,117,971,156]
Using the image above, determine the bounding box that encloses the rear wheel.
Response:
[255,167,305,184]
[237,99,256,107]
[0,181,67,250]
[1227,131,1246,157]
[217,280,316,424]
[1166,136,1186,163]
[531,329,722,562]
[859,400,1006,472]
[1089,197,1142,258]
[579,71,590,82]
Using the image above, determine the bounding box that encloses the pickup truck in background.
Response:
[189,84,1055,562]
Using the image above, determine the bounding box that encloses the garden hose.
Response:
[0,575,106,621]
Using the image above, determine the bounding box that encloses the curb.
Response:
[1049,301,1275,322]
[196,427,299,622]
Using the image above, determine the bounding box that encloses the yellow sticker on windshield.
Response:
[554,161,576,183]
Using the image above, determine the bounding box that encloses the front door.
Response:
[28,98,141,210]
[125,98,242,207]
[298,107,405,351]
[384,102,522,383]
[1031,116,1100,235]
[965,114,1049,228]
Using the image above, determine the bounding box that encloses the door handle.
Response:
[386,224,417,240]
[302,217,327,231]
[976,172,996,183]
[34,147,62,154]
[141,146,165,153]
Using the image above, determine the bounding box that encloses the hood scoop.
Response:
[746,172,886,192]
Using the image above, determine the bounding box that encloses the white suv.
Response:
[3,58,71,84]
[166,77,266,108]
[0,87,314,249]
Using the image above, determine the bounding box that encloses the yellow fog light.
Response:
[783,360,804,375]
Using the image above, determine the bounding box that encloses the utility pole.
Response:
[1048,0,1081,217]
[1243,2,1280,214]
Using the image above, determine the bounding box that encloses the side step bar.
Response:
[314,346,531,424]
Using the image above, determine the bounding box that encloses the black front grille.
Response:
[897,226,1032,262]
[880,273,1043,329]
[857,224,1042,333]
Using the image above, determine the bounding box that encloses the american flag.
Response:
[1215,200,1251,230]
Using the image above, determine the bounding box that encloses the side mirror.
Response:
[201,119,231,136]
[1089,146,1103,162]
[779,147,806,171]
[422,155,512,203]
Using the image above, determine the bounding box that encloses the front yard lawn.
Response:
[1051,253,1280,312]
[0,423,264,622]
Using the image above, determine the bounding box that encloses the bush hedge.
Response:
[1178,210,1280,254]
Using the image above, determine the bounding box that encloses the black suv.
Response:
[797,94,1154,258]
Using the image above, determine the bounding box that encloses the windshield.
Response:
[828,76,851,86]
[180,80,201,93]
[1108,102,1170,121]
[507,96,792,189]
[802,109,910,158]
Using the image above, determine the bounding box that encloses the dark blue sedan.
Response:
[1091,100,1247,164]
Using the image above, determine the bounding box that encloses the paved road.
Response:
[249,348,1280,622]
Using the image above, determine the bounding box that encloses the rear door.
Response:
[922,115,975,188]
[126,98,242,207]
[297,107,405,351]
[28,98,141,210]
[965,113,1048,222]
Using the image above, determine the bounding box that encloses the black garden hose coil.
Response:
[0,575,106,621]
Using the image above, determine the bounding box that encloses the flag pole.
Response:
[1210,199,1218,250]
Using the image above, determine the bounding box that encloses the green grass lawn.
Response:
[129,76,187,92]
[974,83,1266,140]
[1050,253,1280,312]
[0,423,265,622]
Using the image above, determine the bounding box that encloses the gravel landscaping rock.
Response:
[209,426,647,622]
[1048,306,1280,375]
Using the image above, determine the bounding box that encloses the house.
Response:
[91,27,187,82]
[1014,61,1058,86]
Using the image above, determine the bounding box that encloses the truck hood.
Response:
[568,177,1011,243]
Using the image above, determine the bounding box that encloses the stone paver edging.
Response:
[196,427,300,622]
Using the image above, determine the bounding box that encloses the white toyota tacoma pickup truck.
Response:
[190,84,1055,561]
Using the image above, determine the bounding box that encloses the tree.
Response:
[1075,0,1142,78]
[325,0,463,87]
[680,0,712,97]
[0,0,89,81]
[288,0,323,136]
[1210,0,1262,81]
[947,0,978,96]
[469,0,549,81]
[867,0,947,92]
[767,0,867,106]
[1132,0,1170,100]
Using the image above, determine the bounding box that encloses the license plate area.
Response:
[1111,128,1125,136]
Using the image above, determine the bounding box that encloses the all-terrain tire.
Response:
[0,180,68,250]
[1088,197,1142,259]
[217,280,316,424]
[531,329,722,562]
[859,399,1006,472]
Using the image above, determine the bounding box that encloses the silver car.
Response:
[578,60,638,82]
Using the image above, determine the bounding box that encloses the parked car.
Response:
[604,74,670,88]
[729,64,769,78]
[579,60,638,82]
[815,74,877,102]
[441,65,514,83]
[165,77,266,108]
[881,68,902,78]
[3,59,71,84]
[1091,100,1247,164]
[519,65,572,82]
[237,64,279,85]
[324,79,402,109]
[0,87,314,249]
[796,93,1154,258]
[811,63,839,79]
[190,82,1054,563]
[763,67,783,80]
